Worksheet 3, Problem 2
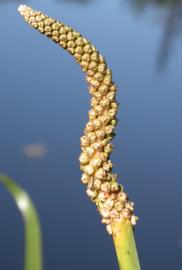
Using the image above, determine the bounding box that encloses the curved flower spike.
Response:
[18,5,138,235]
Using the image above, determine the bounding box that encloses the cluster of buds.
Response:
[18,5,138,235]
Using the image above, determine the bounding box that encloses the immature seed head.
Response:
[18,5,137,235]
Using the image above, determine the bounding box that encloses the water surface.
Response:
[0,1,182,269]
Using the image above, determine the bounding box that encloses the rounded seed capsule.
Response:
[95,129,105,139]
[38,21,44,28]
[100,97,110,108]
[111,182,119,192]
[122,208,131,219]
[87,70,95,77]
[81,61,89,69]
[75,37,85,46]
[80,135,90,147]
[104,74,112,85]
[93,119,101,129]
[52,22,60,30]
[83,44,92,53]
[86,147,95,157]
[79,153,90,165]
[100,208,110,218]
[131,215,138,226]
[108,108,117,118]
[81,174,90,184]
[31,22,38,29]
[35,15,42,22]
[45,25,51,33]
[93,91,102,101]
[67,47,75,55]
[99,115,110,125]
[82,53,90,62]
[94,72,103,82]
[92,141,103,151]
[86,189,97,199]
[60,34,67,42]
[84,165,95,176]
[106,224,112,235]
[88,109,97,120]
[67,31,75,40]
[91,52,99,61]
[104,198,114,210]
[107,92,115,101]
[95,168,106,180]
[110,84,117,92]
[125,202,134,212]
[98,63,106,73]
[114,201,124,212]
[101,218,110,225]
[105,125,114,135]
[29,16,36,23]
[89,61,98,71]
[88,132,97,143]
[90,157,102,168]
[101,182,111,193]
[97,191,108,202]
[93,179,102,190]
[38,27,44,33]
[67,40,75,48]
[90,79,100,88]
[91,97,99,107]
[95,105,103,114]
[52,36,59,43]
[100,152,108,162]
[103,160,113,171]
[110,208,120,219]
[85,122,94,132]
[75,46,83,55]
[52,30,59,37]
[99,84,108,94]
[59,27,67,34]
[105,143,113,154]
[117,192,127,202]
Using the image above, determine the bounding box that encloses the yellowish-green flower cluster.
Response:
[18,5,138,234]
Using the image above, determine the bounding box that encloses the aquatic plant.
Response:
[0,175,42,270]
[17,5,141,269]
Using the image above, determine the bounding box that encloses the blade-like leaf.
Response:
[0,174,42,270]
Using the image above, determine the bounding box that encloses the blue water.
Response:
[0,0,182,269]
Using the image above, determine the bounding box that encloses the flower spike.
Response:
[18,5,137,235]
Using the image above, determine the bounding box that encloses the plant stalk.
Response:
[0,175,42,270]
[112,219,141,270]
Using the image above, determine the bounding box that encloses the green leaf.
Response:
[0,175,42,270]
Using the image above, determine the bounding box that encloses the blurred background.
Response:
[0,0,182,269]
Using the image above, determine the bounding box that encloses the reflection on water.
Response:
[128,0,174,10]
[57,0,94,2]
[128,0,182,10]
[128,0,182,71]
[0,0,26,2]
[157,0,182,71]
[23,143,48,159]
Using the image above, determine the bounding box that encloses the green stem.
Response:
[0,174,42,270]
[112,220,141,270]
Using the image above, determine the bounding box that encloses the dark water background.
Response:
[0,0,182,269]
